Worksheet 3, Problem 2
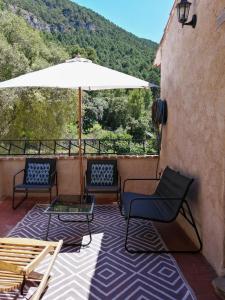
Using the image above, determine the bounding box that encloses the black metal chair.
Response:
[84,159,121,203]
[121,166,202,253]
[13,158,58,209]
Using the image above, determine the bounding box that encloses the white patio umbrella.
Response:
[0,56,155,193]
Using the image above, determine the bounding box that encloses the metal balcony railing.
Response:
[0,139,159,156]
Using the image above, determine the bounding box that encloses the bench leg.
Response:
[183,201,202,252]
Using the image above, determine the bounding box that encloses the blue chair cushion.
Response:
[25,162,51,185]
[86,160,119,190]
[90,163,114,186]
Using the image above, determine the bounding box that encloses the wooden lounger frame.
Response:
[0,238,63,299]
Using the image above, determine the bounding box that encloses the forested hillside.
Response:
[0,0,159,144]
[4,0,159,83]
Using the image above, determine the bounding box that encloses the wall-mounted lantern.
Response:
[176,0,197,28]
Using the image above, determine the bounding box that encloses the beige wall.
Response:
[157,0,225,275]
[0,155,159,200]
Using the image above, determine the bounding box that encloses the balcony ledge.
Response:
[0,154,159,161]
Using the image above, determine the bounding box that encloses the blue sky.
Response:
[73,0,174,43]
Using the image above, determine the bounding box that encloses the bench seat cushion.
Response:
[122,192,181,222]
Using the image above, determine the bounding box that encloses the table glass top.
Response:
[44,194,94,214]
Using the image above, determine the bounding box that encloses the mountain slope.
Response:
[0,0,159,142]
[3,0,159,84]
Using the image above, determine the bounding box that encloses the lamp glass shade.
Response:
[176,0,191,24]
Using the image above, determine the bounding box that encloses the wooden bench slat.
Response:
[0,238,62,295]
[0,245,44,252]
[0,251,38,258]
[0,238,59,247]
[0,273,23,279]
[0,283,21,292]
[0,257,32,263]
[0,278,23,283]
[0,248,42,255]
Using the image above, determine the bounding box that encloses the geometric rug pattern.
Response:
[3,205,196,300]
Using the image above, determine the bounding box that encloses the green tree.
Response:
[4,89,77,140]
[126,116,149,140]
[102,95,128,131]
[125,89,153,139]
[83,94,107,133]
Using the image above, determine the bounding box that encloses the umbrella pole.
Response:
[78,87,83,197]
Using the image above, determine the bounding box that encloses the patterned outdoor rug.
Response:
[3,205,196,300]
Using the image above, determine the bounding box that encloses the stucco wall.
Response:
[158,0,225,275]
[0,155,158,200]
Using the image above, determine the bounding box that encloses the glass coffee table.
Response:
[44,194,95,246]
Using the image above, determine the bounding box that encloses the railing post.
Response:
[8,142,11,155]
[84,139,86,155]
[98,140,101,155]
[113,140,116,154]
[38,141,41,155]
[24,140,27,155]
[53,140,56,155]
[68,140,71,156]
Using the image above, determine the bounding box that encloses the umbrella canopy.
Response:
[0,56,157,194]
[0,57,155,90]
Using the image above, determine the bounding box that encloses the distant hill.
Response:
[3,0,160,84]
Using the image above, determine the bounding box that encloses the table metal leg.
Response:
[62,214,92,247]
[82,215,92,247]
[45,213,93,247]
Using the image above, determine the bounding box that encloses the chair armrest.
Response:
[13,169,25,187]
[123,177,160,192]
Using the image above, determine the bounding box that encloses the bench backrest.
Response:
[23,158,56,185]
[155,167,194,219]
[86,159,118,187]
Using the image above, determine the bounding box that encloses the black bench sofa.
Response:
[121,166,202,253]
